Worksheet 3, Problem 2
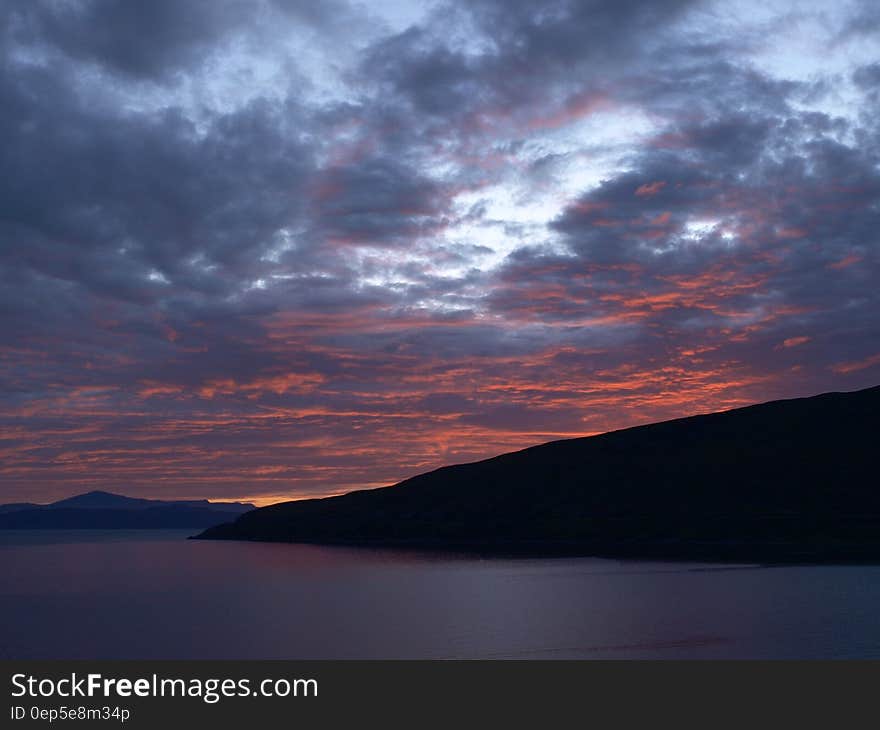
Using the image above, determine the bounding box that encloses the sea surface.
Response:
[2,529,880,659]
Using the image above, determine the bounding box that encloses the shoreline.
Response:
[189,532,880,565]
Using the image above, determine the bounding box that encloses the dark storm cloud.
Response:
[5,0,363,82]
[305,156,451,247]
[841,0,880,38]
[0,63,313,302]
[359,0,702,137]
[853,63,880,89]
[6,0,250,81]
[464,0,697,66]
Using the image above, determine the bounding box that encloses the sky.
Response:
[1,0,879,506]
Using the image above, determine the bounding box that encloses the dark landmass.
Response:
[43,490,252,512]
[0,503,39,514]
[0,490,254,529]
[196,385,880,562]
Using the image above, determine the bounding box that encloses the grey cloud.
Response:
[7,0,250,81]
[305,156,450,247]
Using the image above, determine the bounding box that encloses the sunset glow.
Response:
[1,0,879,505]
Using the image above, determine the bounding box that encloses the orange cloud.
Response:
[138,382,185,398]
[831,353,880,374]
[827,254,862,270]
[650,211,671,225]
[571,200,609,215]
[635,181,666,197]
[776,227,807,240]
[198,372,326,399]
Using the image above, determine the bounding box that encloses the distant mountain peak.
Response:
[0,490,255,529]
[47,491,153,509]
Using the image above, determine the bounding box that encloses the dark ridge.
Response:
[0,491,255,529]
[0,503,39,515]
[195,385,880,562]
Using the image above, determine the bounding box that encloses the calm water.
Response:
[2,529,880,659]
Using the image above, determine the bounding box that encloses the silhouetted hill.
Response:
[196,385,880,561]
[0,503,39,514]
[44,490,161,510]
[0,491,254,529]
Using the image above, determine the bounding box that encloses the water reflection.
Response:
[2,530,879,659]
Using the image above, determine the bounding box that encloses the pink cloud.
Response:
[635,181,666,197]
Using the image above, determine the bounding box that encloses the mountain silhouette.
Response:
[196,385,880,561]
[0,491,254,529]
[0,502,39,514]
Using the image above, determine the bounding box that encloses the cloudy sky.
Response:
[1,0,879,505]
